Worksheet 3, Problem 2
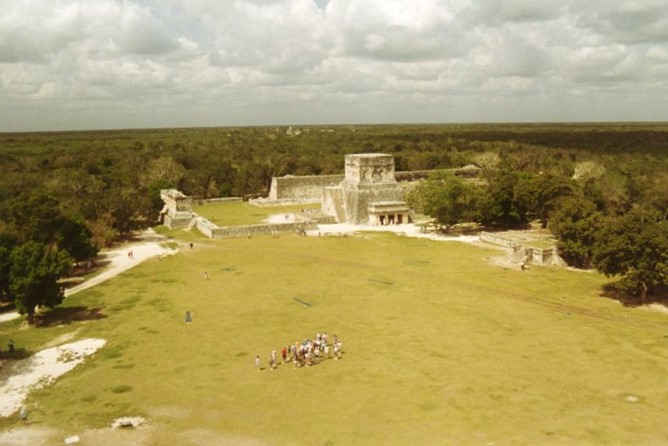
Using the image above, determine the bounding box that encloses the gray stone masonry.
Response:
[325,153,408,224]
[160,189,194,229]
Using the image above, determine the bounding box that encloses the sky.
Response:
[1,0,667,132]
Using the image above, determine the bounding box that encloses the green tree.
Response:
[56,217,99,263]
[549,197,603,268]
[5,193,98,262]
[478,167,528,228]
[9,241,73,322]
[407,172,479,232]
[593,208,668,304]
[6,194,62,244]
[148,179,174,214]
[640,173,668,220]
[581,178,609,213]
[0,232,18,303]
[590,171,632,215]
[139,156,186,190]
[102,188,153,236]
[514,174,576,228]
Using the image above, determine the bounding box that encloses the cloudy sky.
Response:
[1,0,667,132]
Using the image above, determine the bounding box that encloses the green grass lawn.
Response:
[2,231,668,445]
[192,201,321,226]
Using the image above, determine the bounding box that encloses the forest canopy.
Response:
[1,123,667,303]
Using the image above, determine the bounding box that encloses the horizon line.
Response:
[2,120,668,136]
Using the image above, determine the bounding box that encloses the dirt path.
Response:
[0,230,179,442]
[65,230,176,295]
[0,229,177,324]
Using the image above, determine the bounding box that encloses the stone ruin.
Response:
[159,153,479,236]
[159,188,322,238]
[480,231,566,268]
[159,189,193,229]
[322,153,410,225]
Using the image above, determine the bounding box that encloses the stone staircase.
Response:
[185,216,199,231]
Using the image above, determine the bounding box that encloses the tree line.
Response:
[1,123,667,318]
[0,195,98,321]
[407,150,668,303]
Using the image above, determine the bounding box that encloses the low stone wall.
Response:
[480,232,520,248]
[312,215,337,224]
[481,231,565,267]
[249,197,321,207]
[394,170,433,182]
[192,211,333,239]
[394,167,478,182]
[195,197,242,205]
[210,221,319,239]
[529,247,566,266]
[194,217,219,238]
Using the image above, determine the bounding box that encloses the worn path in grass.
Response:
[0,229,176,324]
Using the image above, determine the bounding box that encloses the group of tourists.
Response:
[255,332,343,371]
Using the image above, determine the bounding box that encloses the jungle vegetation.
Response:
[0,123,667,309]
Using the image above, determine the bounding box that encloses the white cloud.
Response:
[467,0,566,25]
[578,1,668,44]
[0,0,667,131]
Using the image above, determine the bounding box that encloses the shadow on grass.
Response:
[0,301,16,313]
[600,283,668,308]
[68,254,112,278]
[0,348,30,360]
[33,306,107,328]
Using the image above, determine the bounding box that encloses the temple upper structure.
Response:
[323,153,410,225]
[159,189,194,229]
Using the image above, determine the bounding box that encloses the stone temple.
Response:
[159,189,193,229]
[323,153,410,225]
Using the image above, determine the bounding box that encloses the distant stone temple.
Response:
[159,189,193,229]
[159,153,478,236]
[322,153,410,225]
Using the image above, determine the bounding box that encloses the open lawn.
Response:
[1,230,668,445]
[192,201,321,226]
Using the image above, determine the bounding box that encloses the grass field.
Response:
[1,229,668,445]
[192,201,322,226]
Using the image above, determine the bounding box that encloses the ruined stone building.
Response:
[160,153,479,235]
[322,153,410,225]
[159,189,193,229]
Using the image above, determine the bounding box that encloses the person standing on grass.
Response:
[281,346,287,363]
[292,343,299,366]
[333,341,341,360]
[255,355,261,371]
[270,350,277,370]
